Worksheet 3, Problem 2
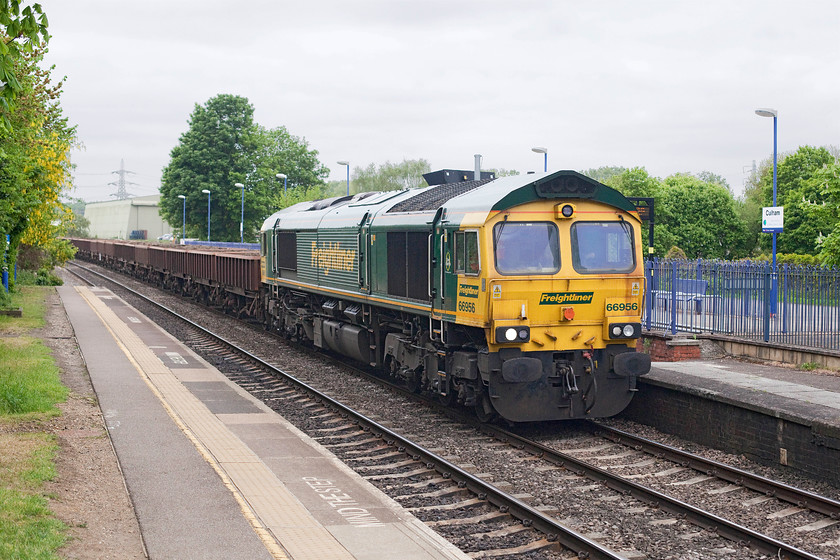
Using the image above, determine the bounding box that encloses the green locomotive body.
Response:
[260,170,651,422]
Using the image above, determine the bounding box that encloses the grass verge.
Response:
[0,286,69,558]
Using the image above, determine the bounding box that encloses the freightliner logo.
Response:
[458,284,479,299]
[539,292,594,305]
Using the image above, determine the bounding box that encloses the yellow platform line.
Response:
[76,286,355,560]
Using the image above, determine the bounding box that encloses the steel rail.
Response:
[472,421,826,560]
[66,261,628,560]
[68,261,829,559]
[588,421,840,519]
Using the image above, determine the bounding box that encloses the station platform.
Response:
[626,356,840,486]
[57,284,471,560]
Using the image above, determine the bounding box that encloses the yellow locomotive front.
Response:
[445,177,651,422]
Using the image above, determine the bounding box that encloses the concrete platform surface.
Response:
[647,358,840,429]
[58,285,470,560]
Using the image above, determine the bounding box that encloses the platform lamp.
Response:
[337,160,350,196]
[235,182,245,243]
[201,189,211,241]
[755,108,778,313]
[532,147,548,172]
[276,173,287,194]
[177,195,186,241]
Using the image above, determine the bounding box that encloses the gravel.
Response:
[76,262,840,559]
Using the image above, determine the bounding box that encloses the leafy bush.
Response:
[752,252,825,267]
[16,269,62,286]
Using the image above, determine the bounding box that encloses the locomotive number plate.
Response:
[604,298,639,316]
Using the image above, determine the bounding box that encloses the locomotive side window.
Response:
[387,231,429,300]
[454,231,479,275]
[493,222,560,275]
[275,232,297,271]
[571,222,635,274]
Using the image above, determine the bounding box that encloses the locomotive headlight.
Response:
[607,322,641,339]
[495,325,531,344]
[555,203,576,219]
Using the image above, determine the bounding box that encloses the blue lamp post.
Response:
[177,194,186,241]
[337,160,350,196]
[235,182,245,243]
[532,147,548,172]
[276,173,287,193]
[756,108,779,313]
[201,189,211,241]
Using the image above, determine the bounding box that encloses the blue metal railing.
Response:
[643,259,840,351]
[182,240,260,250]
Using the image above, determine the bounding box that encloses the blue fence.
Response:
[182,240,260,250]
[644,259,840,351]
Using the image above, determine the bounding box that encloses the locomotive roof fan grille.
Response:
[534,172,599,199]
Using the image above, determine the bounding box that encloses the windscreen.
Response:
[493,222,560,275]
[571,221,635,274]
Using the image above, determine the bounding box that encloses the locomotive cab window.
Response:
[571,221,635,274]
[493,221,560,275]
[454,230,479,275]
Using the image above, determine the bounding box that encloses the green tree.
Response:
[63,196,90,238]
[160,95,329,242]
[813,158,840,266]
[601,168,662,253]
[352,159,431,193]
[695,171,730,192]
[737,159,770,256]
[0,0,49,131]
[603,167,661,198]
[775,146,834,255]
[0,38,76,285]
[655,174,750,259]
[252,125,328,194]
[160,94,258,241]
[582,166,628,184]
[747,146,835,255]
[488,168,520,178]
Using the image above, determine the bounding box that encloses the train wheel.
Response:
[474,390,497,423]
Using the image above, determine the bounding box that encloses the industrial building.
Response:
[84,195,174,240]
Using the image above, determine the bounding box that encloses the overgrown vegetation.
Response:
[0,286,69,558]
[0,337,67,415]
[0,0,77,293]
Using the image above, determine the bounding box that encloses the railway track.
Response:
[64,261,839,559]
[64,263,616,559]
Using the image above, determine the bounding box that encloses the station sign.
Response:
[762,206,784,233]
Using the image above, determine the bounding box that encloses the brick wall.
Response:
[623,383,840,486]
[636,334,701,361]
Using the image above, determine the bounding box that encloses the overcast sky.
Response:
[42,0,839,203]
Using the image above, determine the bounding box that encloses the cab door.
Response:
[358,212,371,293]
[431,220,459,322]
[430,209,446,317]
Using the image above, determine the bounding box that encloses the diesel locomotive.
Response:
[259,170,651,422]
